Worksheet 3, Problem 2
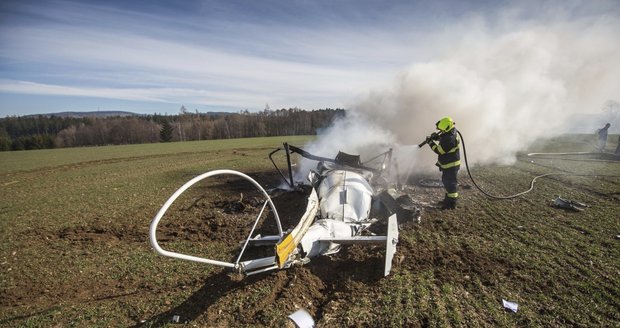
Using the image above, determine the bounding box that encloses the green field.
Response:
[1,134,619,327]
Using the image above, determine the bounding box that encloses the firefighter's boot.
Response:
[440,195,457,210]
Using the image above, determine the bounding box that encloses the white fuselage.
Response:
[299,168,375,257]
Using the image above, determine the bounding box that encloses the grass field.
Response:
[0,134,618,327]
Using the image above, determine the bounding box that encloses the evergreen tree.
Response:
[160,120,173,142]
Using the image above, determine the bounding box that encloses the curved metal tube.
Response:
[149,169,282,269]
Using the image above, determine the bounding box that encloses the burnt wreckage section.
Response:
[150,143,419,277]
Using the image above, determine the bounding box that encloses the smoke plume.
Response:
[300,7,619,180]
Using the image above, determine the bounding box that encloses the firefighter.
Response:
[426,116,461,209]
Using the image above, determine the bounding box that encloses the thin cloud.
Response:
[0,0,618,116]
[0,23,400,111]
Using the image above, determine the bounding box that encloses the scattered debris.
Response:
[376,189,421,224]
[288,309,315,328]
[396,194,422,223]
[171,315,180,323]
[552,196,588,211]
[502,299,519,313]
[416,178,443,188]
[615,235,620,240]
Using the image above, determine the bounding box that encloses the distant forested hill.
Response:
[0,108,345,151]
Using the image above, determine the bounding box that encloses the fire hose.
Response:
[420,130,620,200]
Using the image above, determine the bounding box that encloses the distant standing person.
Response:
[597,123,611,151]
[615,135,620,155]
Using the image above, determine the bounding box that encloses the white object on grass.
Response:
[502,299,519,312]
[288,309,315,328]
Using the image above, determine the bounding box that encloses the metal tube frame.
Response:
[235,200,270,266]
[149,169,283,270]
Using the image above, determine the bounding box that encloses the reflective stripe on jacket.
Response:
[430,128,460,170]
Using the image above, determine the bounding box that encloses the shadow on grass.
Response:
[132,271,268,327]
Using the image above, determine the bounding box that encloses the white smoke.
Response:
[293,111,398,183]
[300,7,619,178]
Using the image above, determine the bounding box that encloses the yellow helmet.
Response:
[436,116,455,132]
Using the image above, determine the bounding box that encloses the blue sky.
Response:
[0,0,617,117]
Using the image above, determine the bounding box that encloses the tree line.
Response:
[0,108,345,151]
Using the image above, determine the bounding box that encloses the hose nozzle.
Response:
[418,131,442,147]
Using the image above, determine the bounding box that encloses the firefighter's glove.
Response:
[430,132,441,141]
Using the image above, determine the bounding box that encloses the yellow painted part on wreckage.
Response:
[276,234,296,268]
[274,188,319,268]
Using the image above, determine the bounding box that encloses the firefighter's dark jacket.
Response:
[428,128,460,170]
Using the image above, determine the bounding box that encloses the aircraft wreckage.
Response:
[149,143,418,277]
